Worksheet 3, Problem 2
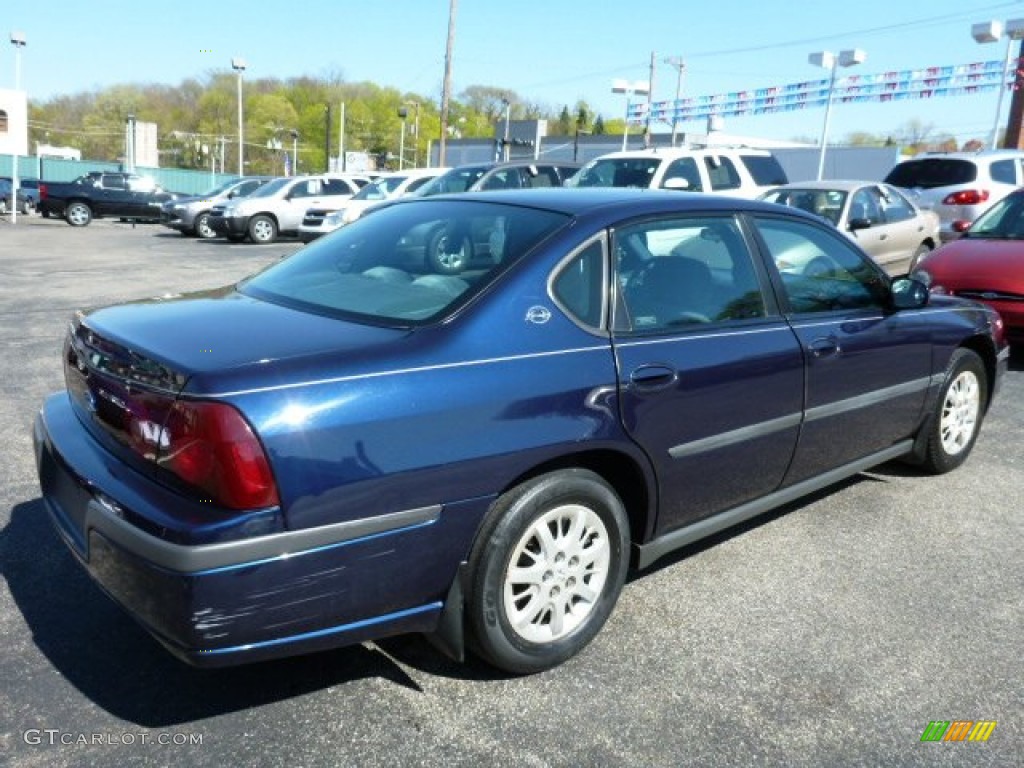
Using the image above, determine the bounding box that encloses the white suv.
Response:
[208,174,364,244]
[884,150,1024,242]
[566,146,788,198]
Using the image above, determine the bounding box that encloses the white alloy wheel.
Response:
[939,369,980,456]
[502,502,611,644]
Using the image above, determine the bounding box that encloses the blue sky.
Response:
[5,0,1024,145]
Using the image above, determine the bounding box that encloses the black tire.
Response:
[66,201,93,227]
[466,469,629,674]
[248,214,277,244]
[194,212,216,239]
[41,209,50,218]
[920,349,987,474]
[426,227,471,274]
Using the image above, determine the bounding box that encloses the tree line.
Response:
[27,74,615,174]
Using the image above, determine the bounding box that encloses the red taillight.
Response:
[941,189,989,206]
[39,183,48,200]
[148,401,279,509]
[951,220,972,233]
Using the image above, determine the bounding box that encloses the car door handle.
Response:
[628,364,678,392]
[808,336,841,358]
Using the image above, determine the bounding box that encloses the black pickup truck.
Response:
[39,172,181,226]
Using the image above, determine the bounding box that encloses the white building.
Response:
[0,88,29,156]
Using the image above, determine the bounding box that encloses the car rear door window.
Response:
[705,156,742,191]
[878,186,915,223]
[989,159,1015,185]
[615,216,766,332]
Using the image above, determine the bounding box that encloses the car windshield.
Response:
[884,158,977,189]
[965,192,1024,239]
[199,179,243,197]
[567,158,660,188]
[415,166,490,196]
[240,199,569,326]
[248,178,292,198]
[352,176,405,201]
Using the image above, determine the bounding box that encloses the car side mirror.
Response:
[848,217,872,231]
[662,177,690,191]
[890,277,929,310]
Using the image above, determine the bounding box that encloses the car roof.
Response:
[591,147,773,160]
[767,180,878,193]
[390,186,804,219]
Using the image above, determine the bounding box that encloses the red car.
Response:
[913,187,1024,345]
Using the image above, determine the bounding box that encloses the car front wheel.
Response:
[194,212,216,239]
[466,469,629,674]
[248,214,277,244]
[66,202,93,227]
[920,348,987,474]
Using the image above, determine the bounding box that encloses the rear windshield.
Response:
[884,159,977,189]
[741,155,788,186]
[241,199,569,326]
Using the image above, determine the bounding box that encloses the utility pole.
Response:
[439,0,458,166]
[1003,39,1024,148]
[644,51,656,148]
[664,55,686,147]
[325,104,332,172]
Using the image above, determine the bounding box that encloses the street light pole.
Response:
[612,79,650,152]
[808,49,866,181]
[231,57,246,176]
[972,19,1024,150]
[397,107,408,170]
[10,31,26,225]
[501,98,511,162]
[290,130,299,175]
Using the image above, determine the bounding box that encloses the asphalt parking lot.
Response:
[0,215,1020,768]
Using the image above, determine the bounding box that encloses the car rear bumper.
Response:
[33,393,479,667]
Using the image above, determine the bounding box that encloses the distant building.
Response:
[0,88,28,156]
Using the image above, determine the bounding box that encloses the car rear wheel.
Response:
[248,215,277,244]
[921,348,987,474]
[66,202,93,227]
[194,212,216,239]
[466,469,629,674]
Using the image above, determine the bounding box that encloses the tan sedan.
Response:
[760,180,940,269]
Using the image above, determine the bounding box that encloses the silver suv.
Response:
[208,175,364,244]
[884,150,1024,242]
[161,177,272,239]
[566,146,788,198]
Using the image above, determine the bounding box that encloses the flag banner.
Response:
[630,58,1021,124]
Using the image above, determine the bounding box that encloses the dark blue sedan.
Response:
[33,189,1008,674]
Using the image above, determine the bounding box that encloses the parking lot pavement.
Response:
[1,218,1021,767]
